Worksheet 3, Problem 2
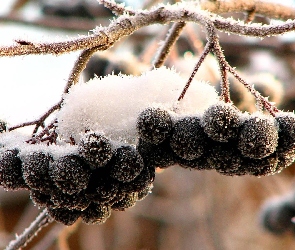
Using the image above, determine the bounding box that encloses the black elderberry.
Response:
[109,145,144,183]
[275,112,295,152]
[207,141,243,176]
[276,149,295,173]
[136,107,172,145]
[137,139,175,169]
[22,151,54,193]
[202,102,241,142]
[111,192,138,211]
[260,199,295,235]
[170,116,207,160]
[51,190,90,211]
[238,115,278,159]
[85,168,119,204]
[78,131,114,169]
[0,149,27,190]
[30,190,54,208]
[47,207,81,226]
[176,154,212,170]
[0,120,6,133]
[49,154,91,195]
[241,153,279,176]
[81,202,111,225]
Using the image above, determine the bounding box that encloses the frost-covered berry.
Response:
[85,168,119,204]
[241,153,279,176]
[111,192,138,211]
[81,203,111,225]
[202,102,241,142]
[170,116,207,160]
[137,183,153,201]
[260,199,295,235]
[0,120,6,133]
[176,155,212,170]
[51,190,90,211]
[275,112,295,152]
[109,145,144,182]
[0,149,27,190]
[30,190,54,208]
[78,132,114,169]
[22,152,54,193]
[207,141,242,176]
[137,139,175,169]
[47,207,81,226]
[238,115,278,159]
[49,154,91,195]
[136,107,172,144]
[277,149,295,171]
[120,166,155,193]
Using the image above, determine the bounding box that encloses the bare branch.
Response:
[200,0,295,21]
[5,209,53,250]
[1,5,295,57]
[153,21,186,69]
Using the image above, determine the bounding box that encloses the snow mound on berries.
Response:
[57,67,219,144]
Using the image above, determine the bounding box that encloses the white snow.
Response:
[57,67,219,144]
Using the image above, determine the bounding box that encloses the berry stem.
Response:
[178,41,213,101]
[5,209,53,250]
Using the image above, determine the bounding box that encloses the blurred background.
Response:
[1,0,295,249]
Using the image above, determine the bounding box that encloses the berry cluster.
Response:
[0,131,154,226]
[136,104,295,176]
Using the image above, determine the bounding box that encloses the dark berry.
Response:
[0,120,6,133]
[275,112,295,152]
[81,203,111,225]
[238,115,278,159]
[22,151,54,193]
[241,153,279,176]
[78,132,114,169]
[111,192,138,211]
[136,107,172,144]
[85,168,119,204]
[109,145,144,183]
[0,149,27,190]
[51,190,90,211]
[207,141,242,176]
[170,116,207,160]
[176,155,212,170]
[30,190,54,208]
[120,166,155,193]
[202,102,241,142]
[277,149,295,172]
[137,183,153,201]
[47,207,81,226]
[49,154,91,195]
[137,139,175,169]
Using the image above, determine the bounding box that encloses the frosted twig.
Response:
[99,0,136,16]
[178,41,213,101]
[227,65,279,116]
[200,0,295,21]
[5,209,53,250]
[153,21,186,69]
[1,5,295,57]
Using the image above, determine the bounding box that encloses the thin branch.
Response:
[5,209,53,250]
[1,5,295,57]
[178,42,213,101]
[153,21,186,69]
[200,0,295,21]
[99,0,136,16]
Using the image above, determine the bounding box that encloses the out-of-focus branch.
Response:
[200,0,295,21]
